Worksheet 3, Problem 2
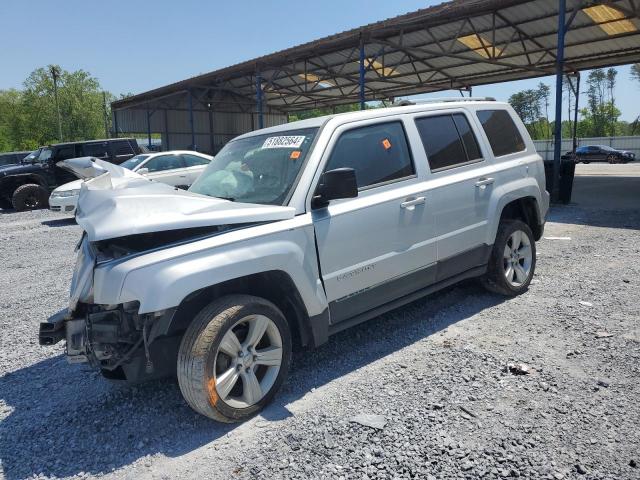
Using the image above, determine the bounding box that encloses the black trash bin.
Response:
[543,158,576,204]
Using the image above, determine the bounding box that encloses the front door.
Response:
[312,120,436,324]
[142,154,189,187]
[52,145,80,186]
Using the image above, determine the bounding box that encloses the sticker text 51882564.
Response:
[262,136,306,149]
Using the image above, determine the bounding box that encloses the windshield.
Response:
[599,145,615,152]
[121,154,150,171]
[23,149,40,163]
[36,148,53,163]
[189,127,319,205]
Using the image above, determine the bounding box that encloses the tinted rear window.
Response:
[476,110,525,157]
[415,113,482,171]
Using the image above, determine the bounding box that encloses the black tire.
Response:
[177,294,292,422]
[481,219,536,296]
[11,183,49,211]
[0,197,13,210]
[607,154,616,164]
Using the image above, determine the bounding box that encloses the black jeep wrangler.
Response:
[0,138,141,211]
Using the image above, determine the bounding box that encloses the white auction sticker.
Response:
[262,136,306,149]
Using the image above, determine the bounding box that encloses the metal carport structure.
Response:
[111,0,640,200]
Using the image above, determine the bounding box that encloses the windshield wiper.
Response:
[216,196,235,201]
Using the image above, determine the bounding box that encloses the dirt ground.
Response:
[0,165,638,480]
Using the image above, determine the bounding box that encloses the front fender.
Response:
[93,216,328,317]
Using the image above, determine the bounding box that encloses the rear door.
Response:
[312,119,437,324]
[140,154,189,187]
[181,153,212,184]
[413,110,494,278]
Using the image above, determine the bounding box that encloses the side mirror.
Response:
[312,168,358,209]
[137,167,149,175]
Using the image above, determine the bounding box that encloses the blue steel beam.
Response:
[147,108,152,149]
[256,72,264,129]
[551,0,566,202]
[188,90,196,149]
[359,42,366,110]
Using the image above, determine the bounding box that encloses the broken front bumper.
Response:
[39,308,88,363]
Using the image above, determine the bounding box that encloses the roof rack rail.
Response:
[393,97,496,106]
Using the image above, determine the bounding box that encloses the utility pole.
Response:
[102,91,110,138]
[50,66,63,142]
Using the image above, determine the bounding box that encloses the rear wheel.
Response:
[177,295,291,422]
[12,184,49,211]
[481,219,536,296]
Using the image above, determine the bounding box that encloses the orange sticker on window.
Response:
[382,138,392,150]
[290,150,301,160]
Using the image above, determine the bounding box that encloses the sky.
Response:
[1,0,638,121]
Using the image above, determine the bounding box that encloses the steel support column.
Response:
[359,41,366,110]
[572,73,580,154]
[188,90,196,149]
[163,109,170,151]
[113,110,119,138]
[147,108,152,149]
[256,72,264,129]
[552,0,567,202]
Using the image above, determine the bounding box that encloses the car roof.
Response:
[233,100,506,141]
[46,138,137,148]
[136,150,212,161]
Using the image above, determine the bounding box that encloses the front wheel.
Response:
[481,220,536,296]
[177,295,292,422]
[607,154,616,164]
[12,183,49,211]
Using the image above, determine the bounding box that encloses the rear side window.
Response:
[415,113,482,171]
[82,143,109,158]
[325,121,414,189]
[476,110,525,157]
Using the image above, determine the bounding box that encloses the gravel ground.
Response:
[0,199,639,480]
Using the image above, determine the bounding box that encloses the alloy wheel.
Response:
[213,314,283,409]
[502,230,533,286]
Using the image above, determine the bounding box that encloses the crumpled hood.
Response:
[75,161,295,242]
[57,156,140,180]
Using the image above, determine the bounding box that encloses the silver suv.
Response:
[40,99,549,422]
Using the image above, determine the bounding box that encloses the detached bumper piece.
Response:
[39,309,70,345]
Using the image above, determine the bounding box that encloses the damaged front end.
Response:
[39,160,296,382]
[38,233,197,382]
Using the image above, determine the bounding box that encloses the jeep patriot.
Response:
[40,99,549,422]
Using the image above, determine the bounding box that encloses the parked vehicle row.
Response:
[38,100,549,423]
[49,151,212,214]
[0,138,142,211]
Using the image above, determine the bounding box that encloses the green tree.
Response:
[508,85,550,140]
[0,65,113,151]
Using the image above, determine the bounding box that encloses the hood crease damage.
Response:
[66,157,295,242]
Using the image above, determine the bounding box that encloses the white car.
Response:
[49,150,212,214]
[41,99,548,422]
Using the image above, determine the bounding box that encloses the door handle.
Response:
[400,196,426,209]
[475,177,495,187]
